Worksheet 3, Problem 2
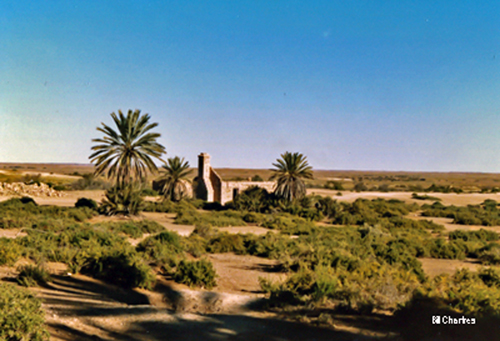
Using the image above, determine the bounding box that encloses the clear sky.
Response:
[1,1,500,172]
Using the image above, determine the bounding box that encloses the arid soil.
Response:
[2,190,500,340]
[308,189,500,206]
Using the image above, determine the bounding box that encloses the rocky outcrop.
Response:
[0,182,65,197]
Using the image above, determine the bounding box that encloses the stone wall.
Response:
[195,152,277,205]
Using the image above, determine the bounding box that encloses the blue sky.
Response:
[1,1,500,171]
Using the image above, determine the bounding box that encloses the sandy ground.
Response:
[308,189,500,206]
[419,258,482,278]
[2,190,500,339]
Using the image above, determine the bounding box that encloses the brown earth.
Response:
[308,189,500,206]
[2,189,500,340]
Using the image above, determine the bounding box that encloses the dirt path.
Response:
[35,270,373,341]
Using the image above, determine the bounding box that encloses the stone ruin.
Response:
[0,182,65,197]
[195,153,276,205]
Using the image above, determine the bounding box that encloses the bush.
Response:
[99,183,144,216]
[142,200,175,213]
[173,259,217,289]
[478,244,500,265]
[207,233,246,254]
[175,209,246,227]
[0,282,49,340]
[191,224,219,239]
[137,231,184,270]
[75,197,98,210]
[81,250,155,289]
[95,220,165,238]
[17,264,52,287]
[20,196,37,205]
[0,238,21,265]
[449,229,499,242]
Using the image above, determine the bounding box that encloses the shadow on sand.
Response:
[42,275,500,341]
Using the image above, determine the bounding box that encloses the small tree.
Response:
[89,109,166,186]
[157,156,193,202]
[270,152,313,202]
[89,110,165,215]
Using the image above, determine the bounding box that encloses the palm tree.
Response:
[89,109,166,185]
[157,156,193,202]
[270,152,313,201]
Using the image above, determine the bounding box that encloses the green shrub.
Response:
[233,186,270,212]
[0,199,95,230]
[449,229,499,242]
[0,282,49,340]
[99,183,144,216]
[142,200,175,212]
[95,220,165,238]
[428,239,466,260]
[137,231,184,270]
[412,269,500,316]
[478,244,500,265]
[17,264,52,287]
[0,238,21,265]
[207,233,246,254]
[173,259,217,289]
[75,197,98,210]
[191,224,219,239]
[82,250,155,289]
[20,196,37,205]
[175,209,246,227]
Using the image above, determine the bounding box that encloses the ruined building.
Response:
[195,153,275,205]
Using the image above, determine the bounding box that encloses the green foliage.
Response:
[330,198,419,226]
[90,109,166,186]
[71,173,110,190]
[99,183,144,216]
[173,259,217,289]
[81,249,155,289]
[0,238,21,266]
[94,220,164,238]
[271,151,313,201]
[233,186,270,212]
[324,180,344,190]
[0,198,96,229]
[251,175,264,181]
[428,239,466,260]
[17,264,52,287]
[175,209,246,227]
[425,184,463,193]
[207,233,246,253]
[262,262,421,312]
[478,244,500,265]
[261,214,316,235]
[411,193,441,201]
[136,231,184,270]
[422,200,500,226]
[75,197,98,210]
[157,156,193,202]
[412,269,500,316]
[142,200,176,213]
[449,229,499,242]
[0,282,49,340]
